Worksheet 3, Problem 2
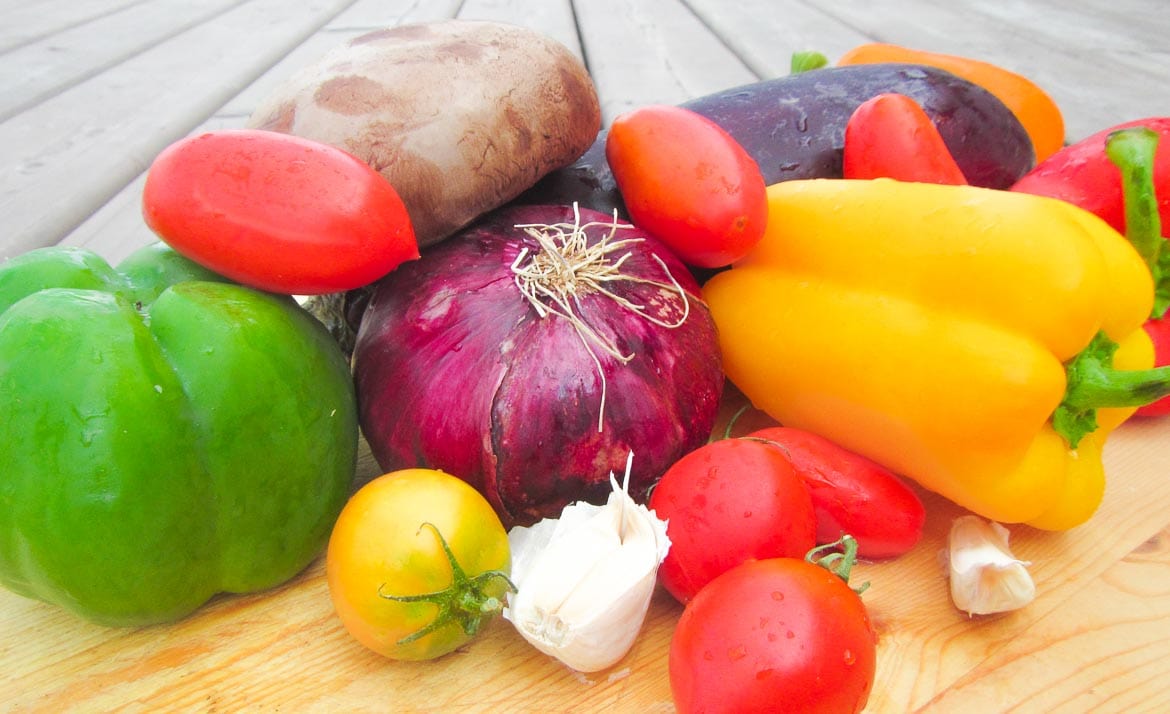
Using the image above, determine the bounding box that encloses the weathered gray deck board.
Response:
[0,0,149,52]
[0,0,244,123]
[684,0,871,78]
[5,1,1170,265]
[574,0,757,123]
[1,0,355,260]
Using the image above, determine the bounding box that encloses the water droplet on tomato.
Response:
[703,650,715,661]
[743,510,752,518]
[771,591,784,601]
[727,645,747,661]
[786,630,795,639]
[844,648,856,665]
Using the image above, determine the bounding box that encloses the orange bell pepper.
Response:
[837,42,1065,162]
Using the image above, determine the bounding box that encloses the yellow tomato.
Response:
[326,468,513,660]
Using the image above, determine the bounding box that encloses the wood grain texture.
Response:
[2,402,1168,713]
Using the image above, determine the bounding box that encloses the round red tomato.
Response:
[142,129,418,295]
[669,557,877,714]
[605,104,767,268]
[648,438,816,603]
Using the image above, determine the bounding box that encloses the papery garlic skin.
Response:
[503,457,670,672]
[947,515,1036,616]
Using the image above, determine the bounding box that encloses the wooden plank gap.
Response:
[675,0,767,80]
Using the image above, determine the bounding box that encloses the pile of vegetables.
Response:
[3,17,1170,714]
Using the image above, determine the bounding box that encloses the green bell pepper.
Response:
[0,243,358,626]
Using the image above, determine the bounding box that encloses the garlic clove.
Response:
[946,514,1036,616]
[503,453,670,672]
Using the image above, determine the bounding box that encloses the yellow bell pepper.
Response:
[703,178,1168,530]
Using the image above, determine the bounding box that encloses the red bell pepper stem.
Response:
[1105,127,1169,319]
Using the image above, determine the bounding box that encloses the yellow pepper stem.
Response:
[1056,331,1170,447]
[1105,126,1169,319]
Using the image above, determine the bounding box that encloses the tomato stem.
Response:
[722,403,753,439]
[806,535,870,595]
[378,522,516,645]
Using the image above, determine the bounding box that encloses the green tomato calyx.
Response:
[378,522,517,646]
[806,534,870,595]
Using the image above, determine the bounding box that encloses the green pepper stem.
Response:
[790,50,829,74]
[1105,127,1169,319]
[1055,331,1170,447]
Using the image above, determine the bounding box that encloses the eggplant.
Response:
[517,63,1036,214]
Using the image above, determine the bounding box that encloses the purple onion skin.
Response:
[352,204,724,528]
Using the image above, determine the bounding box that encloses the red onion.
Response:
[352,204,723,527]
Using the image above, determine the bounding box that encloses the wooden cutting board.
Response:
[2,394,1169,713]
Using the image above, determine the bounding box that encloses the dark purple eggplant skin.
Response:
[516,63,1036,213]
[517,136,627,218]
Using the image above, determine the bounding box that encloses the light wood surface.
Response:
[2,2,1170,712]
[3,405,1168,713]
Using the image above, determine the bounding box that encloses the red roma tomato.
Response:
[648,438,815,603]
[669,557,877,714]
[326,468,513,661]
[843,93,967,185]
[605,104,768,268]
[142,129,419,295]
[748,426,926,559]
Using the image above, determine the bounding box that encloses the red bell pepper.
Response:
[1106,127,1170,416]
[1012,117,1170,235]
[1013,121,1170,417]
[842,93,967,185]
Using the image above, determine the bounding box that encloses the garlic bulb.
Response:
[946,515,1036,615]
[503,453,670,672]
